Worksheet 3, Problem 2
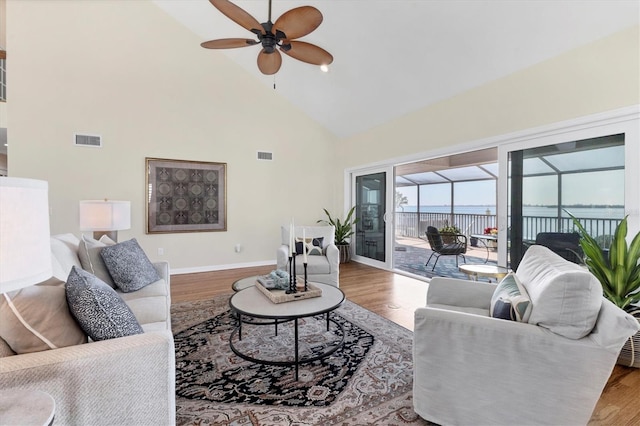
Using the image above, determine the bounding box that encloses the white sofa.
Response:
[413,245,639,426]
[276,225,339,287]
[0,234,176,425]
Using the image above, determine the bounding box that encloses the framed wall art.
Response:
[146,158,227,234]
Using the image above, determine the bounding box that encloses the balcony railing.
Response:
[395,212,622,248]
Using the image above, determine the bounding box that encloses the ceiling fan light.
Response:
[320,64,329,73]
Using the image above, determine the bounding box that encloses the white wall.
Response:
[340,25,639,169]
[7,0,338,272]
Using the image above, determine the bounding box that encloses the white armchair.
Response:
[276,225,339,287]
[413,246,639,426]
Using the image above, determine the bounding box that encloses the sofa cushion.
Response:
[100,239,161,293]
[118,279,169,326]
[78,235,116,288]
[516,245,603,339]
[50,234,83,282]
[0,336,15,357]
[294,255,331,274]
[490,272,532,322]
[66,266,143,341]
[0,284,87,354]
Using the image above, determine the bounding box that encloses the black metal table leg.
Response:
[294,318,299,380]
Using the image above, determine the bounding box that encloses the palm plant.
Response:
[317,206,359,245]
[569,214,640,312]
[395,191,408,212]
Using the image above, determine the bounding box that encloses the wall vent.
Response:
[257,151,273,161]
[74,134,102,148]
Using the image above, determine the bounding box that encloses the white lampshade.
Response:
[79,200,131,231]
[0,177,53,293]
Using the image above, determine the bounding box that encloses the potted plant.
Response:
[317,206,360,263]
[483,226,498,249]
[439,224,461,244]
[570,214,640,367]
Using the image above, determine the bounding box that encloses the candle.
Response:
[289,220,293,256]
[291,219,296,254]
[303,229,308,263]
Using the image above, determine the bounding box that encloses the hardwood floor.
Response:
[170,261,640,425]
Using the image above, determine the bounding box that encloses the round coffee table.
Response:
[229,283,345,380]
[459,264,511,282]
[231,275,259,292]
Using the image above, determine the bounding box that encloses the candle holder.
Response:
[303,262,308,292]
[287,253,298,294]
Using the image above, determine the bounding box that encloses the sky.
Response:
[397,180,496,206]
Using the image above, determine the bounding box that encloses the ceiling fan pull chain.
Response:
[273,75,276,90]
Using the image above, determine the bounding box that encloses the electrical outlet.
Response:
[235,244,242,253]
[158,248,164,256]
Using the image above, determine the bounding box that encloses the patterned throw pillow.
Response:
[295,237,324,256]
[490,272,532,322]
[100,238,161,292]
[66,266,143,341]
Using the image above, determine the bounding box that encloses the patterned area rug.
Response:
[394,244,496,281]
[172,295,433,426]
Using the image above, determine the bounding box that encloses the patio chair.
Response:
[534,232,584,264]
[425,226,467,270]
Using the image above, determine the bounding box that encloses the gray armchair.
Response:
[276,225,339,287]
[413,245,639,426]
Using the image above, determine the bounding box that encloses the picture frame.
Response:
[146,158,227,234]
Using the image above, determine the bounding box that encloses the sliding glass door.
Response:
[507,135,625,269]
[498,112,639,270]
[352,168,394,269]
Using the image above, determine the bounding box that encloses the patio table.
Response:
[470,234,498,263]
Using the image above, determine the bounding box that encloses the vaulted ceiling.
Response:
[154,0,638,138]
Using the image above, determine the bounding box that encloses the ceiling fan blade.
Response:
[209,0,264,35]
[273,6,323,40]
[257,49,282,75]
[281,41,333,66]
[201,38,258,49]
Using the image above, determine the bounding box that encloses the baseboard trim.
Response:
[170,260,277,275]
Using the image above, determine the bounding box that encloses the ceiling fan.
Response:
[201,0,333,75]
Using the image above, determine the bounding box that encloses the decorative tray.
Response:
[255,279,322,304]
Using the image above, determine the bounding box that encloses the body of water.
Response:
[399,205,624,219]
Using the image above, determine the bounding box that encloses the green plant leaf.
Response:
[626,230,640,271]
[317,207,359,245]
[567,212,640,312]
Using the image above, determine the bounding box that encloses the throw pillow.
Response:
[490,272,532,322]
[65,266,143,341]
[100,239,161,293]
[78,235,117,288]
[295,237,324,256]
[517,245,603,339]
[0,284,87,354]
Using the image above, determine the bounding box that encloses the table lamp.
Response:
[79,200,131,242]
[0,177,52,294]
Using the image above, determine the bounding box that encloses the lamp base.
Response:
[93,231,118,242]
